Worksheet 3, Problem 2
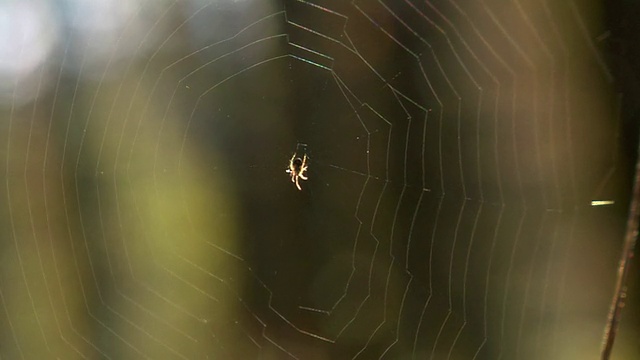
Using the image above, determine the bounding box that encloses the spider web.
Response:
[1,0,638,359]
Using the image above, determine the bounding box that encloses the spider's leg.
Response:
[299,173,308,180]
[291,175,295,183]
[295,177,302,191]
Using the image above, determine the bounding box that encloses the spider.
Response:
[286,153,308,190]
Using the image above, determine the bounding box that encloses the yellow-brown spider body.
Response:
[286,153,308,190]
